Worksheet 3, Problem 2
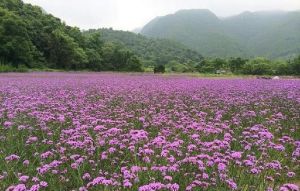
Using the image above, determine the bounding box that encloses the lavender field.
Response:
[0,73,299,191]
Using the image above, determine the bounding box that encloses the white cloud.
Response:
[23,0,300,30]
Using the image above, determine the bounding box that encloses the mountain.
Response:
[141,9,300,59]
[84,28,203,66]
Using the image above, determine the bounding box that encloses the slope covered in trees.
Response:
[141,9,300,59]
[84,29,203,67]
[0,0,143,71]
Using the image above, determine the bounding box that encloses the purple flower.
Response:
[287,172,295,178]
[19,175,29,183]
[5,154,20,162]
[3,121,13,128]
[218,163,226,171]
[226,179,237,190]
[29,184,40,191]
[123,180,133,188]
[164,176,173,181]
[40,181,48,188]
[13,184,26,191]
[280,184,299,191]
[231,152,242,159]
[23,160,30,166]
[82,173,91,180]
[167,183,180,191]
[79,187,88,191]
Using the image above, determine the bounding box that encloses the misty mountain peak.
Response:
[174,9,219,20]
[175,9,215,15]
[141,9,300,58]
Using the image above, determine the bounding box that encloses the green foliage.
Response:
[84,28,203,67]
[154,65,165,73]
[166,60,194,73]
[241,58,273,75]
[290,55,300,75]
[84,33,105,71]
[196,59,224,73]
[197,65,216,74]
[141,9,300,59]
[124,55,143,72]
[0,64,28,72]
[211,58,227,70]
[0,0,143,72]
[229,57,247,73]
[0,7,38,68]
[273,60,292,75]
[194,56,299,76]
[49,29,88,70]
[100,42,143,72]
[0,64,15,72]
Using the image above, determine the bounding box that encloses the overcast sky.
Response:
[23,0,300,31]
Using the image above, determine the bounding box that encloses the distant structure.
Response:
[256,76,280,80]
[215,70,227,75]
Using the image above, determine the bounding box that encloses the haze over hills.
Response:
[141,9,300,59]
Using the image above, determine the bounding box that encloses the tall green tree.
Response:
[241,57,273,75]
[48,29,87,70]
[290,55,300,75]
[0,7,39,67]
[212,58,227,70]
[229,57,247,73]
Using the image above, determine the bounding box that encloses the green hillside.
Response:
[84,29,203,67]
[141,9,300,59]
[0,0,146,71]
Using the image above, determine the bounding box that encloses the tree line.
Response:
[195,57,300,75]
[156,57,300,75]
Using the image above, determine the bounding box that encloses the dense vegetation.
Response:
[152,56,300,75]
[0,0,143,72]
[195,56,300,75]
[84,29,203,68]
[141,9,300,59]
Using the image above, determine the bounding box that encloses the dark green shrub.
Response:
[154,65,165,73]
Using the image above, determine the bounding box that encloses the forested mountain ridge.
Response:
[141,9,300,59]
[84,29,203,67]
